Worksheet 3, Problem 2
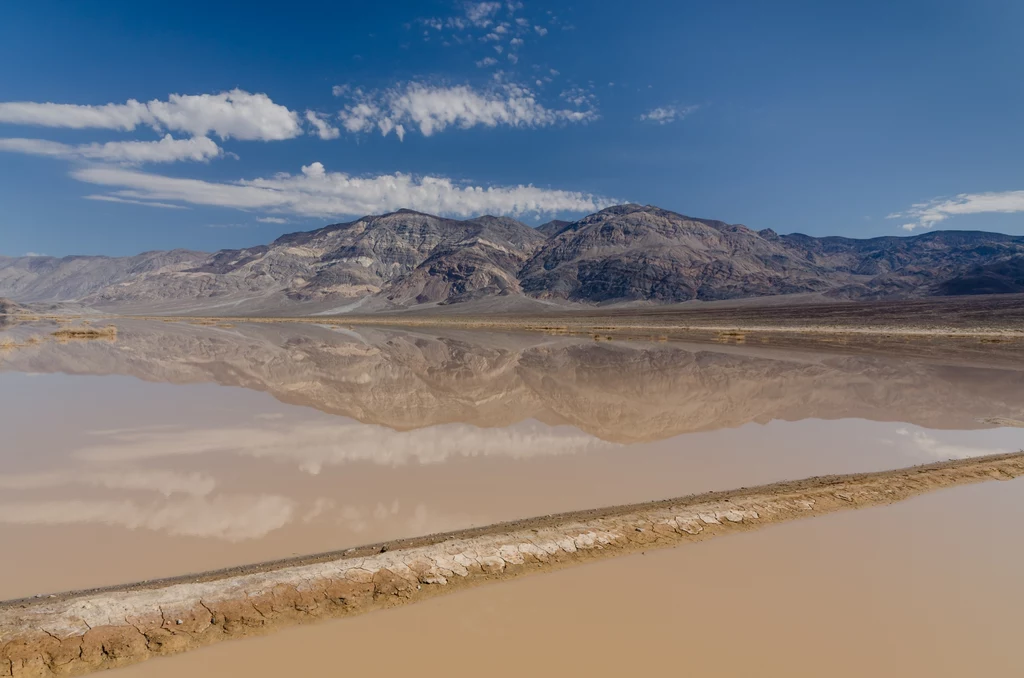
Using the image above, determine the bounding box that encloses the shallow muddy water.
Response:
[111,478,1024,678]
[2,320,1023,602]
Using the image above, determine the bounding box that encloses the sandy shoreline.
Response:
[3,451,1023,677]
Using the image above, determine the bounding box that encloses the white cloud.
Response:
[534,25,548,36]
[72,162,617,218]
[0,89,302,141]
[889,190,1024,231]
[84,194,189,209]
[476,56,498,67]
[257,216,288,224]
[560,87,595,108]
[639,104,700,124]
[465,1,502,27]
[0,134,222,163]
[305,110,340,140]
[337,82,597,139]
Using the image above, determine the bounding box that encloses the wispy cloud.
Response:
[0,89,302,141]
[417,1,502,32]
[467,1,502,26]
[304,110,340,140]
[639,104,700,125]
[0,134,222,164]
[335,82,597,140]
[888,190,1024,231]
[84,194,190,209]
[414,1,542,64]
[72,162,618,218]
[257,216,288,224]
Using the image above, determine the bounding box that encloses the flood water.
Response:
[114,480,1024,678]
[2,320,1023,603]
[3,319,1024,676]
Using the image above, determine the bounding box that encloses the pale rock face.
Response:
[2,204,1022,312]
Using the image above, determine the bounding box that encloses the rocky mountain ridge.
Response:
[2,204,1023,313]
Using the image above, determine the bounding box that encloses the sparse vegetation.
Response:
[715,330,747,343]
[52,325,118,341]
[0,334,43,351]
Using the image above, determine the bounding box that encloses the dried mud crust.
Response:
[3,452,1023,677]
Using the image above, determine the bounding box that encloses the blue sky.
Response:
[1,0,1023,256]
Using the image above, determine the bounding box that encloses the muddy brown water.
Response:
[2,320,1023,675]
[109,478,1024,678]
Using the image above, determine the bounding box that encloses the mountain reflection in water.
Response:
[3,319,1023,440]
[1,320,1022,599]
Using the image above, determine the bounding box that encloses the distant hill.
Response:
[2,204,1023,313]
[0,298,24,315]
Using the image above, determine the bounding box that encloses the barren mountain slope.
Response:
[519,205,835,302]
[3,204,1024,312]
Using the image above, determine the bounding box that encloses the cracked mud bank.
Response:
[3,452,1023,677]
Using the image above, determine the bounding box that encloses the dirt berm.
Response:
[2,452,1023,677]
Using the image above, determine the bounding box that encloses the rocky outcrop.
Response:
[536,219,571,238]
[3,452,1022,677]
[3,205,1024,312]
[519,205,834,302]
[372,214,547,305]
[934,254,1024,296]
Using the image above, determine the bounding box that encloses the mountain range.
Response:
[2,204,1023,314]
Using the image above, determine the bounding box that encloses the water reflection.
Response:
[1,320,1023,598]
[2,320,1023,440]
[72,420,610,469]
